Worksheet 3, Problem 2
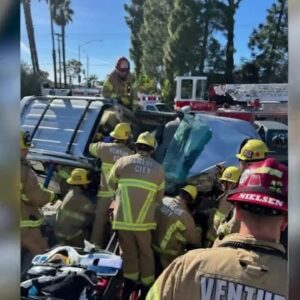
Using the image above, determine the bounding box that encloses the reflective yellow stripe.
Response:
[174,232,187,243]
[160,220,186,251]
[89,143,98,157]
[109,171,118,184]
[57,170,70,179]
[121,186,133,223]
[21,218,44,228]
[255,167,283,178]
[153,244,178,256]
[102,162,114,172]
[136,191,154,224]
[123,272,139,281]
[38,183,55,202]
[98,190,115,197]
[56,229,83,240]
[101,163,115,195]
[141,274,155,286]
[21,193,30,202]
[119,178,158,192]
[112,221,156,231]
[146,283,160,300]
[157,181,165,191]
[57,208,86,222]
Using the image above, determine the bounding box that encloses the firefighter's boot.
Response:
[122,278,136,300]
[139,284,150,300]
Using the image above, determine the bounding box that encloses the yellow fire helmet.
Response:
[236,139,269,161]
[135,131,157,149]
[21,129,31,149]
[110,122,131,140]
[219,166,241,183]
[66,168,92,185]
[181,185,198,201]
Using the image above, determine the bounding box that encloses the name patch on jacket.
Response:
[200,276,286,300]
[132,158,153,175]
[109,147,131,162]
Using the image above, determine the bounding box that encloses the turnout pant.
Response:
[21,227,48,256]
[90,196,112,248]
[118,230,155,286]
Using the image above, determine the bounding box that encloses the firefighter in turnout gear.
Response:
[108,131,165,299]
[211,140,270,245]
[89,122,134,248]
[206,166,242,244]
[153,185,202,272]
[54,168,95,247]
[21,130,57,261]
[211,139,269,243]
[147,158,288,300]
[102,57,136,109]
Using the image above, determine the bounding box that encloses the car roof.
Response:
[21,95,144,168]
[254,120,288,130]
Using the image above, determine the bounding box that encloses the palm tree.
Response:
[22,0,40,75]
[52,0,74,88]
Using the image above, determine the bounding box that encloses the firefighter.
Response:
[213,139,270,242]
[89,122,134,248]
[21,130,57,266]
[147,158,288,300]
[153,185,202,273]
[108,131,165,299]
[236,138,269,171]
[205,166,241,245]
[102,57,136,109]
[54,168,95,247]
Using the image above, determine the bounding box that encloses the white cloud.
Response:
[21,41,30,54]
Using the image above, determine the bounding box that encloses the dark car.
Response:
[254,120,288,165]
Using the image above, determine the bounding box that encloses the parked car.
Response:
[253,120,288,165]
[138,101,173,113]
[21,95,176,190]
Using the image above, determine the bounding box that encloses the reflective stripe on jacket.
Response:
[153,196,201,256]
[20,218,44,228]
[89,142,133,197]
[21,160,55,229]
[108,152,165,231]
[54,186,95,239]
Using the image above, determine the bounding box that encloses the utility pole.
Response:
[86,56,89,87]
[55,33,62,89]
[78,40,103,85]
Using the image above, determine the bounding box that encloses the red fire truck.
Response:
[174,76,287,124]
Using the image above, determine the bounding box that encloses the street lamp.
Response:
[78,39,103,84]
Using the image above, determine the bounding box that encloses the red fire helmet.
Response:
[227,158,288,212]
[115,57,130,72]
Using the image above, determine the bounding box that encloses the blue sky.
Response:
[21,0,274,82]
